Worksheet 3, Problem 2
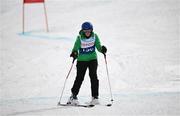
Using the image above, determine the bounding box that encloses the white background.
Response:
[0,0,180,116]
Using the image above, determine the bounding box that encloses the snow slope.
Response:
[0,0,180,116]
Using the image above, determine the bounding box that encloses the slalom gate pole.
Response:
[58,58,75,105]
[103,54,114,104]
[22,3,25,34]
[43,2,49,32]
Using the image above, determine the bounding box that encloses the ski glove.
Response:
[70,51,78,59]
[101,45,107,54]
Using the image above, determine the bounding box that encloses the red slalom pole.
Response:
[43,2,49,32]
[22,3,25,34]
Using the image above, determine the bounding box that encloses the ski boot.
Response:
[89,96,99,105]
[67,94,79,105]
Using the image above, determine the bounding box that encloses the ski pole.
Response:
[103,53,114,105]
[58,58,75,105]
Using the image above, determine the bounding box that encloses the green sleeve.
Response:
[95,34,102,52]
[72,36,81,52]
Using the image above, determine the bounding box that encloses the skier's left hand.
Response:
[101,45,107,54]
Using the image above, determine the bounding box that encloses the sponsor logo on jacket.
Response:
[80,36,95,54]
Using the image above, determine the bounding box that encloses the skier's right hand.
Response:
[70,51,78,59]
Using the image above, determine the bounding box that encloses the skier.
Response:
[67,22,107,105]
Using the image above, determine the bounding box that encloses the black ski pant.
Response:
[71,59,99,97]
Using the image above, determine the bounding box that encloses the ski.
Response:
[84,101,112,107]
[89,103,112,107]
[105,103,112,107]
[85,102,112,107]
[57,103,95,108]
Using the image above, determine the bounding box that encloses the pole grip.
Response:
[72,58,76,63]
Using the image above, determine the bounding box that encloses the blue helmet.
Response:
[81,22,93,30]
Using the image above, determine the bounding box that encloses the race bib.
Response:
[80,37,95,54]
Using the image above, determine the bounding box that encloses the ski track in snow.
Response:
[1,92,180,116]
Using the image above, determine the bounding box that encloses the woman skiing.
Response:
[68,22,107,105]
